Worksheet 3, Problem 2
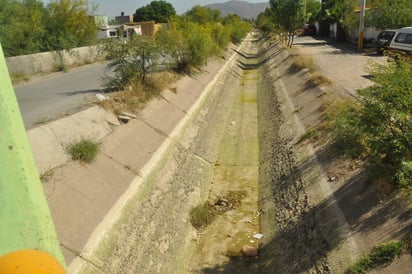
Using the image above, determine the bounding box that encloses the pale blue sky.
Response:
[99,0,268,17]
[42,1,268,18]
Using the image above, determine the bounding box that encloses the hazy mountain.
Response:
[204,0,269,19]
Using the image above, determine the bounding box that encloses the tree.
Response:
[270,0,305,47]
[155,8,251,73]
[222,14,252,44]
[256,8,277,33]
[318,0,357,38]
[332,60,412,188]
[0,0,47,56]
[103,36,160,90]
[43,0,97,68]
[133,0,176,23]
[304,0,322,23]
[367,0,412,29]
[184,6,222,25]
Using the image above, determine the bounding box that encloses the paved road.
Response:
[293,36,387,97]
[14,62,108,129]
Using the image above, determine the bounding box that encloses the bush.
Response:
[102,37,160,91]
[346,242,403,274]
[331,59,412,186]
[67,138,100,163]
[190,202,218,229]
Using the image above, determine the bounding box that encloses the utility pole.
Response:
[358,0,366,49]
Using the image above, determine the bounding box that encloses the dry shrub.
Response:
[98,71,181,114]
[293,55,318,72]
[310,72,332,86]
[149,71,180,92]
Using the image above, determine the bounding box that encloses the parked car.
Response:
[302,24,317,36]
[387,27,412,61]
[376,29,397,54]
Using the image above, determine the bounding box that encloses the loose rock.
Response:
[241,245,258,257]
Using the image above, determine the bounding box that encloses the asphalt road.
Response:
[14,62,108,129]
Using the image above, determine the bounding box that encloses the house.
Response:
[97,20,163,40]
[98,25,121,39]
[115,12,134,24]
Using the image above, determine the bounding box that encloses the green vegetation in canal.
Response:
[190,202,219,229]
[345,241,403,274]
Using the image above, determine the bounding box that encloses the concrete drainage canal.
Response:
[77,32,343,274]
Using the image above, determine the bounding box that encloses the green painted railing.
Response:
[0,43,66,268]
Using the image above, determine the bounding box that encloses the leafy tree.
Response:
[184,6,222,25]
[0,0,47,56]
[256,8,277,33]
[133,0,176,23]
[44,0,96,51]
[210,23,231,52]
[367,0,412,29]
[270,0,304,47]
[332,59,412,188]
[43,0,97,66]
[103,36,160,90]
[155,26,189,72]
[318,0,358,38]
[156,8,250,73]
[305,0,322,22]
[156,20,213,72]
[223,14,252,44]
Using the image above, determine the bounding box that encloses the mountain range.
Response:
[204,0,269,19]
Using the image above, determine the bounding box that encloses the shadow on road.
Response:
[61,88,107,96]
[294,36,384,57]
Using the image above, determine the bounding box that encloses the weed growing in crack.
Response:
[40,169,54,183]
[67,138,100,163]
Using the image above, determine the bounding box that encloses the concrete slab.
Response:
[140,96,186,136]
[28,125,70,174]
[43,153,135,263]
[102,119,166,175]
[28,106,117,173]
[47,106,113,146]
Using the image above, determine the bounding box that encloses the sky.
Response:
[91,0,269,18]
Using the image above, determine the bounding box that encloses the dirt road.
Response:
[293,36,387,96]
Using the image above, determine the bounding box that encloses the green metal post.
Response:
[0,43,66,267]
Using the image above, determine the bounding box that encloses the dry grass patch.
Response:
[99,71,180,114]
[293,55,318,73]
[310,71,332,86]
[11,72,29,84]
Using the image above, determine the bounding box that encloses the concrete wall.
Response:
[6,45,104,75]
[347,27,381,44]
[327,22,380,45]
